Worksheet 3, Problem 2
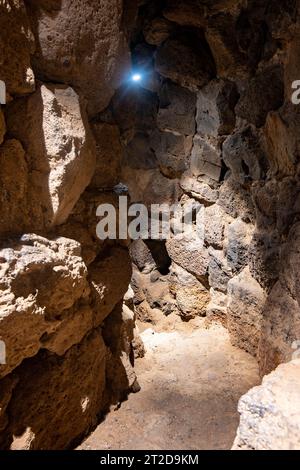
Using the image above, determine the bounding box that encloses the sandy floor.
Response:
[78,318,260,450]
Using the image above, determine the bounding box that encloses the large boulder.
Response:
[0,110,6,144]
[166,232,209,283]
[236,65,284,127]
[25,0,130,116]
[0,139,29,238]
[233,360,300,450]
[7,84,96,228]
[190,135,222,182]
[0,235,89,378]
[6,330,107,450]
[89,123,123,190]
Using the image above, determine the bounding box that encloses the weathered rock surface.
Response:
[258,281,300,377]
[205,13,250,80]
[264,103,300,177]
[89,123,122,190]
[59,191,122,266]
[227,267,267,357]
[236,66,284,127]
[196,79,238,137]
[151,130,193,178]
[163,0,244,29]
[208,248,232,293]
[122,167,182,207]
[130,240,156,274]
[218,176,255,222]
[89,247,132,327]
[143,17,175,46]
[7,84,96,228]
[0,139,29,237]
[1,0,300,451]
[259,223,300,375]
[166,232,209,282]
[26,0,130,116]
[191,135,222,182]
[7,330,107,450]
[226,218,254,273]
[223,127,266,183]
[204,204,230,249]
[0,0,35,96]
[163,0,207,29]
[233,360,300,450]
[206,288,228,323]
[0,110,6,144]
[0,234,89,378]
[125,132,157,170]
[180,173,219,205]
[176,284,209,319]
[0,375,18,433]
[156,34,215,91]
[112,87,158,142]
[103,303,139,405]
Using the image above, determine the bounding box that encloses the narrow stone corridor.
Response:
[78,318,259,450]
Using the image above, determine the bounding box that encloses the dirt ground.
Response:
[78,316,260,450]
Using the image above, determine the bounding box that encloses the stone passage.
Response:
[0,0,300,451]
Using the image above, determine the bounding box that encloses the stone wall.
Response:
[1,0,300,450]
[0,0,138,450]
[108,0,300,377]
[233,359,300,450]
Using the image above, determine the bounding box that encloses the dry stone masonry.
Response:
[0,0,300,450]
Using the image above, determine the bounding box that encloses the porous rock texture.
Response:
[112,0,300,450]
[25,0,130,116]
[0,0,137,450]
[0,0,300,451]
[233,359,300,450]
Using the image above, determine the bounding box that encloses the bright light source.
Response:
[132,73,142,82]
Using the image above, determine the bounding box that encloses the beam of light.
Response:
[132,73,142,82]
